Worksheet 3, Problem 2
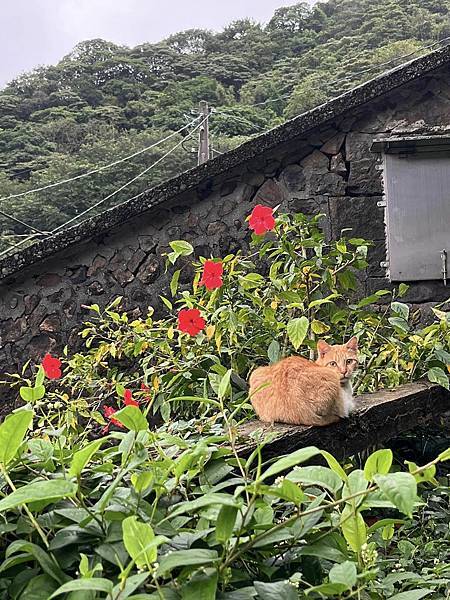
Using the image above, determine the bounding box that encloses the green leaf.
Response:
[391,302,410,320]
[340,505,367,553]
[438,448,450,462]
[260,446,321,481]
[342,470,368,506]
[288,466,342,494]
[311,320,330,335]
[267,340,280,364]
[168,241,194,264]
[6,540,67,584]
[363,449,393,481]
[170,270,181,297]
[68,439,104,478]
[156,550,219,576]
[169,493,239,518]
[320,450,348,482]
[398,283,409,298]
[20,574,59,599]
[387,591,433,600]
[123,516,161,570]
[35,366,45,387]
[329,561,357,588]
[181,568,218,600]
[0,480,77,512]
[50,579,113,598]
[114,406,149,431]
[427,367,449,390]
[0,409,33,466]
[275,479,304,505]
[309,294,339,308]
[254,581,297,600]
[218,370,232,400]
[286,317,309,350]
[374,473,418,517]
[216,505,238,543]
[306,583,348,596]
[388,317,409,333]
[20,386,45,402]
[131,471,153,494]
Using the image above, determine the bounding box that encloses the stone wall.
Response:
[1,64,450,380]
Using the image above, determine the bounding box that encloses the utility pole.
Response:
[197,100,210,165]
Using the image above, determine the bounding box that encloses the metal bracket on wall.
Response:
[377,200,387,208]
[441,249,447,286]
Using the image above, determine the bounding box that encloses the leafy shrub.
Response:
[0,404,448,598]
[1,208,449,598]
[6,210,449,431]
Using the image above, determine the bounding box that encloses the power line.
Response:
[0,116,201,205]
[50,116,208,234]
[210,109,267,131]
[0,208,49,236]
[0,117,207,258]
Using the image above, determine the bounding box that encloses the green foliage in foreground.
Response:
[0,405,448,599]
[1,210,450,597]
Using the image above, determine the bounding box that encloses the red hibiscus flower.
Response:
[200,260,223,290]
[103,405,125,432]
[248,205,275,235]
[123,389,139,407]
[178,308,206,336]
[42,354,62,380]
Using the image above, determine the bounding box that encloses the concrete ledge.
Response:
[237,381,450,459]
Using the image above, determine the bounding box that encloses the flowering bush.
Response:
[0,209,449,598]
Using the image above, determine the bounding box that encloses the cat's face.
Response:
[316,337,359,383]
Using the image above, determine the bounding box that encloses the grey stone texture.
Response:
[1,62,450,382]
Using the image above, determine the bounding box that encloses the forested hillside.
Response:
[0,0,449,250]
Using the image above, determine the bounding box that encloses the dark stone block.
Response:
[367,241,387,277]
[253,179,289,208]
[137,255,160,285]
[279,164,305,193]
[220,180,237,197]
[69,265,88,284]
[347,158,383,195]
[329,196,385,240]
[87,255,107,277]
[402,281,450,304]
[114,269,134,287]
[88,281,105,296]
[127,249,147,274]
[36,273,62,288]
[207,221,227,237]
[24,295,39,315]
[40,315,60,333]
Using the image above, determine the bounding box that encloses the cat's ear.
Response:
[346,336,358,351]
[317,339,331,357]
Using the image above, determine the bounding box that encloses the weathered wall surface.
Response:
[1,64,450,377]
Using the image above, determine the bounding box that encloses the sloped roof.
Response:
[1,43,450,281]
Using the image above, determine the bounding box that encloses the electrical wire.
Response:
[0,209,49,235]
[0,117,207,258]
[0,116,201,205]
[49,115,207,234]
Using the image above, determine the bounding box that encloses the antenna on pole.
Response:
[197,100,210,165]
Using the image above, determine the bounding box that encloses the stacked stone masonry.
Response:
[1,64,450,379]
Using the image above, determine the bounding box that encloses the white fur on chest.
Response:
[340,383,355,417]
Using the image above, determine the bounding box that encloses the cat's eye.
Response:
[328,361,337,367]
[346,359,355,365]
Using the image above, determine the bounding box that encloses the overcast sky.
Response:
[1,0,313,88]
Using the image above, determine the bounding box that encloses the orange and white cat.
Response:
[249,338,359,426]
